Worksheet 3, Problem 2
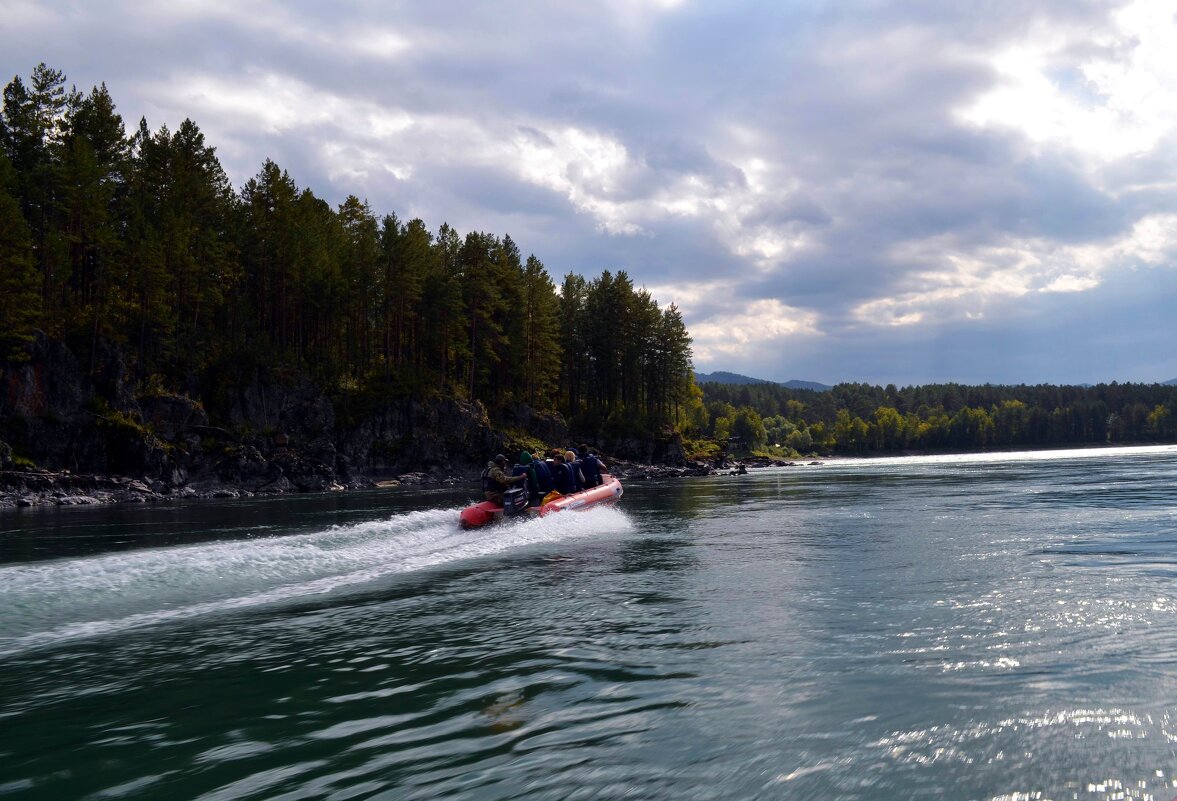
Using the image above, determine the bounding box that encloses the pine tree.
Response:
[2,65,75,321]
[520,254,560,408]
[558,272,588,416]
[59,83,129,364]
[459,232,506,405]
[0,156,40,358]
[241,160,301,353]
[123,118,173,374]
[337,195,380,374]
[419,222,465,393]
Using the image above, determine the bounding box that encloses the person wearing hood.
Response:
[514,450,554,504]
[511,451,539,503]
[483,454,525,506]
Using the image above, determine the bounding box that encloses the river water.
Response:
[2,446,1177,800]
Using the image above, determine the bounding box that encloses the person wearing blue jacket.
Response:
[564,450,585,492]
[578,443,604,488]
[551,452,577,495]
[514,451,553,505]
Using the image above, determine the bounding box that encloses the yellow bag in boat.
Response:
[541,490,562,506]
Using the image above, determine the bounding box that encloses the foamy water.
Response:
[0,504,634,657]
[3,449,1177,801]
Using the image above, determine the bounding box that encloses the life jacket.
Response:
[481,465,508,494]
[532,458,555,492]
[551,462,576,495]
[580,454,602,487]
[512,463,538,495]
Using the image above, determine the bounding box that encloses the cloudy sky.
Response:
[5,0,1177,385]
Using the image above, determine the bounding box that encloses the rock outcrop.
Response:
[0,334,707,508]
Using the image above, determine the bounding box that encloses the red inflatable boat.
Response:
[459,474,624,529]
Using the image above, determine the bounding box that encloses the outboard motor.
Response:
[502,486,529,517]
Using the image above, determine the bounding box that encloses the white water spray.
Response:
[0,505,634,657]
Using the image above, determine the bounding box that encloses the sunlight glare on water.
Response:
[1,447,1176,800]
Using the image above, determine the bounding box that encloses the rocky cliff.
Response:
[0,334,710,508]
[0,333,579,506]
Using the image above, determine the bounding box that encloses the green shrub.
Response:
[683,438,721,461]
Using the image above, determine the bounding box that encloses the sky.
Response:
[4,0,1177,386]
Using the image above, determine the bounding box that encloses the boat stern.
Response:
[459,502,499,529]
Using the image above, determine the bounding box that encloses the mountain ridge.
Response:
[695,371,832,391]
[698,372,1177,389]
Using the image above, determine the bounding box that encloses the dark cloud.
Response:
[744,262,1177,385]
[5,0,1174,385]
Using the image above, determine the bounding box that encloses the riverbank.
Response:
[0,467,377,509]
[0,455,828,510]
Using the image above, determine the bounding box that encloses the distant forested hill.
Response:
[781,379,833,391]
[695,371,772,385]
[698,380,1177,455]
[696,371,831,391]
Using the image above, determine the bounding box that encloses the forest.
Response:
[700,380,1177,456]
[0,64,697,447]
[3,63,1175,472]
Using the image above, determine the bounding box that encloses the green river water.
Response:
[2,446,1177,800]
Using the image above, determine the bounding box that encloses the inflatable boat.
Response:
[459,474,624,529]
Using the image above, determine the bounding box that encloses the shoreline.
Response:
[0,456,771,510]
[6,442,1170,510]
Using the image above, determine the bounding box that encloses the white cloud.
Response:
[347,28,414,60]
[642,279,819,365]
[1042,274,1100,293]
[855,212,1177,326]
[511,126,642,234]
[11,0,1177,382]
[689,299,820,363]
[601,0,689,33]
[145,70,422,186]
[958,0,1177,165]
[2,0,58,28]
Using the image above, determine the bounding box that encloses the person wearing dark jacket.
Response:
[550,453,577,495]
[483,454,525,505]
[512,453,536,495]
[522,451,554,496]
[564,450,585,492]
[535,456,554,492]
[512,451,551,504]
[578,443,604,488]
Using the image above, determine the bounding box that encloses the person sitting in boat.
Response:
[578,443,605,488]
[483,454,526,506]
[511,453,537,497]
[564,450,586,492]
[531,452,555,494]
[513,451,553,505]
[550,452,578,495]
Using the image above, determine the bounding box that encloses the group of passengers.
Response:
[482,445,607,507]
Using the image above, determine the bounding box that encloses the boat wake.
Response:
[0,505,633,658]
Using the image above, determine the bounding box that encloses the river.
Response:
[2,445,1176,800]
